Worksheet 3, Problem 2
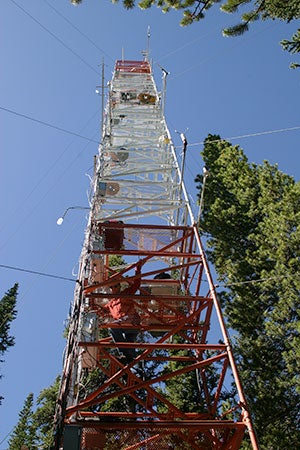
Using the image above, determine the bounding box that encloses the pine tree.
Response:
[281,29,300,69]
[195,135,300,449]
[0,283,18,404]
[32,376,60,449]
[9,377,61,450]
[8,393,36,450]
[71,0,300,27]
[79,0,300,64]
[0,283,18,357]
[71,0,300,64]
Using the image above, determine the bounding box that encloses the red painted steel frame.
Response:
[56,222,259,449]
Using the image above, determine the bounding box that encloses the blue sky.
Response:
[1,0,299,446]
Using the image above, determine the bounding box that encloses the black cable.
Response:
[0,106,99,144]
[2,105,299,150]
[0,263,76,282]
[10,0,100,75]
[216,272,300,289]
[42,0,114,62]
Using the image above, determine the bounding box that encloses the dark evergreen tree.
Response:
[281,29,300,68]
[8,393,36,450]
[195,135,300,449]
[72,0,300,27]
[0,283,18,358]
[68,0,300,66]
[31,376,60,449]
[0,283,18,404]
[9,377,60,450]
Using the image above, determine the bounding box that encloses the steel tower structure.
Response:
[54,58,259,450]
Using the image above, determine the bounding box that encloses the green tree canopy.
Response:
[0,283,18,404]
[31,376,61,448]
[8,393,36,450]
[0,283,18,358]
[9,377,60,449]
[195,135,300,448]
[71,0,300,26]
[70,0,300,67]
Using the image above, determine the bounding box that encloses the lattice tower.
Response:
[54,58,259,450]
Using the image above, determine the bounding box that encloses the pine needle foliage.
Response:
[8,393,36,450]
[9,377,60,449]
[91,0,300,66]
[195,134,300,448]
[281,29,300,68]
[31,376,61,448]
[0,283,18,358]
[0,283,18,404]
